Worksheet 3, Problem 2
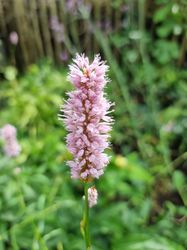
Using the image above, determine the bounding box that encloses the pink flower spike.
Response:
[0,124,21,158]
[4,140,21,157]
[60,54,113,181]
[0,124,17,141]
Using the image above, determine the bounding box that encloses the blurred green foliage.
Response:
[0,0,187,249]
[0,60,186,249]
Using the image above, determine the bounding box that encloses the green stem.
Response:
[83,183,92,250]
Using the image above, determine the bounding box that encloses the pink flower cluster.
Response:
[0,124,21,157]
[60,54,112,181]
[9,31,19,45]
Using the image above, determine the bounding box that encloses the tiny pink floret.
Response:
[59,54,112,181]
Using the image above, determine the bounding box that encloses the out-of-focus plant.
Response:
[0,124,21,157]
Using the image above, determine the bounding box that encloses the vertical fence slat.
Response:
[13,0,30,66]
[28,0,44,58]
[0,0,6,35]
[38,0,54,59]
[47,0,62,63]
[58,0,74,55]
[67,1,81,53]
[23,0,38,64]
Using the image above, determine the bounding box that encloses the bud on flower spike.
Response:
[59,54,113,182]
[88,186,98,207]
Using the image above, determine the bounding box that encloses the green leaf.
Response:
[173,171,186,191]
[154,5,171,23]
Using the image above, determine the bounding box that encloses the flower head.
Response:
[60,51,68,62]
[50,16,64,42]
[0,124,21,157]
[3,140,21,157]
[59,54,113,181]
[0,124,17,140]
[88,186,98,207]
[9,31,19,45]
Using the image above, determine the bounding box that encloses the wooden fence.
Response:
[0,0,125,69]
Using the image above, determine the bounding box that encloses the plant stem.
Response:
[83,183,92,250]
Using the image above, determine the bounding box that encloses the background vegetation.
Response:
[0,0,187,249]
